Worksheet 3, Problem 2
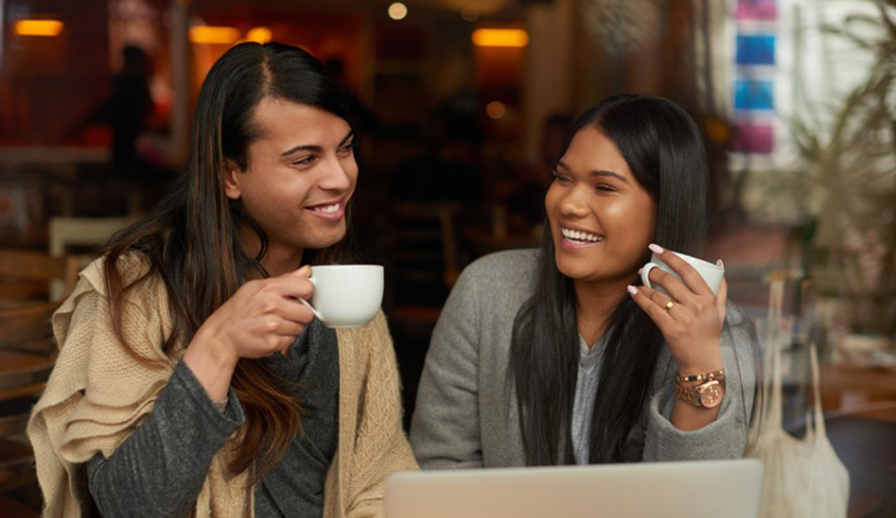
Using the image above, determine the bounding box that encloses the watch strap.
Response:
[676,368,726,384]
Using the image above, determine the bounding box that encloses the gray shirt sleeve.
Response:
[641,314,758,461]
[409,256,486,469]
[86,359,245,518]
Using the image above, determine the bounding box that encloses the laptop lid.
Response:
[386,458,763,518]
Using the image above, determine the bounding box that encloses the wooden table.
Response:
[820,361,896,411]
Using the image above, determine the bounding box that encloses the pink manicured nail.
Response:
[648,243,664,254]
[716,259,724,268]
[637,267,643,274]
[627,285,638,295]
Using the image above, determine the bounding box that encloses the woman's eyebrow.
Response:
[556,160,629,183]
[589,170,629,183]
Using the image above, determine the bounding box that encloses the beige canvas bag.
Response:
[744,276,849,518]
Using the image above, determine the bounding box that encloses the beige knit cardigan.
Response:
[27,255,418,517]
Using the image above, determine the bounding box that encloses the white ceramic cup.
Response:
[640,251,724,296]
[298,264,384,329]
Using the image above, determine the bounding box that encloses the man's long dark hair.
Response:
[100,42,355,482]
[509,94,712,465]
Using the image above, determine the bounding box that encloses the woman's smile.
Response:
[559,224,604,250]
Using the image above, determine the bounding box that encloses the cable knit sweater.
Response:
[27,254,418,518]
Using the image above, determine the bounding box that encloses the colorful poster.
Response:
[732,122,774,154]
[734,79,774,110]
[736,35,776,65]
[736,0,777,20]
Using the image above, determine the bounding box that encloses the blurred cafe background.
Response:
[0,0,895,516]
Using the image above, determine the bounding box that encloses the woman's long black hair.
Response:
[509,94,712,465]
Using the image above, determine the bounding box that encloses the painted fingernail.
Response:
[627,285,638,295]
[716,259,724,268]
[637,267,643,274]
[648,243,664,254]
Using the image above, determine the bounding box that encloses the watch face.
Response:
[698,380,724,408]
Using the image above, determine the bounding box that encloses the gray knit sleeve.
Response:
[410,256,486,469]
[641,310,758,461]
[86,359,245,518]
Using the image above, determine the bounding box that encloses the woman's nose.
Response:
[318,156,354,191]
[559,186,589,217]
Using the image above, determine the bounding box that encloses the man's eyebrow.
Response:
[556,160,629,183]
[280,130,355,157]
[281,144,322,157]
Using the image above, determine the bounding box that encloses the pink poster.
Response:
[732,123,774,154]
[736,0,777,20]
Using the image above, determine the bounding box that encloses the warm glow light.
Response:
[472,28,529,48]
[388,2,408,20]
[246,27,272,43]
[189,26,240,44]
[486,101,507,120]
[15,19,64,37]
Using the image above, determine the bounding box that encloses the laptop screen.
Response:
[386,458,763,518]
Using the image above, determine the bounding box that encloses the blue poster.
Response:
[736,35,776,65]
[734,80,774,110]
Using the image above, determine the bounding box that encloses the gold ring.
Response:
[664,299,675,311]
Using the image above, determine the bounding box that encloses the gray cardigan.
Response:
[409,249,757,468]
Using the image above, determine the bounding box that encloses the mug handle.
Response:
[297,277,324,321]
[640,262,660,289]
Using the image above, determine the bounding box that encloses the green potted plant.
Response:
[768,0,895,342]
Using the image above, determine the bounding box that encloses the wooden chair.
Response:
[382,202,465,429]
[385,201,462,313]
[0,248,77,402]
[0,249,79,303]
[47,215,136,300]
[0,249,79,512]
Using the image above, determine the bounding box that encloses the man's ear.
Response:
[222,159,242,200]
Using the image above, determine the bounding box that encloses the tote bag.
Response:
[744,276,849,518]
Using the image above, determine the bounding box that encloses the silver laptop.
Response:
[386,459,763,518]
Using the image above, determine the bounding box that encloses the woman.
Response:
[410,94,758,468]
[28,42,417,517]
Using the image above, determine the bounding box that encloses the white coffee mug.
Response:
[640,251,724,295]
[298,264,384,329]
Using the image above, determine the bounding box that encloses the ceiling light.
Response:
[189,26,240,45]
[246,27,272,43]
[486,101,507,120]
[15,20,64,37]
[472,28,529,48]
[388,2,408,21]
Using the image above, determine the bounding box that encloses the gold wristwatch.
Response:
[675,378,726,408]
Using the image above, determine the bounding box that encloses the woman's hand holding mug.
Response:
[183,266,316,401]
[627,244,727,375]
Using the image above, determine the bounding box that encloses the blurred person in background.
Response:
[108,44,175,212]
[109,45,154,183]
